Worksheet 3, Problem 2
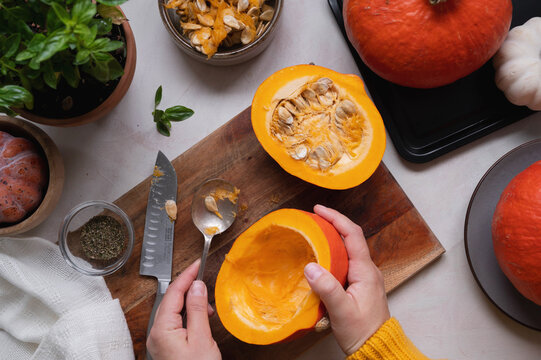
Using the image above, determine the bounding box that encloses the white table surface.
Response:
[21,0,541,358]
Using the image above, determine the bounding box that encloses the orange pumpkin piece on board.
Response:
[0,131,47,224]
[492,160,541,305]
[215,208,348,344]
[343,0,513,88]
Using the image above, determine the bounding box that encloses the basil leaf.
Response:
[93,52,114,62]
[96,4,126,25]
[46,7,65,32]
[72,0,96,25]
[155,86,162,108]
[74,23,97,45]
[0,85,33,110]
[89,38,109,51]
[106,57,124,80]
[35,33,69,63]
[91,17,113,36]
[0,106,17,117]
[156,121,171,137]
[96,0,129,6]
[75,49,91,65]
[50,2,72,26]
[4,34,21,58]
[60,63,80,88]
[100,40,123,52]
[15,49,34,62]
[83,56,123,83]
[42,61,58,89]
[161,118,172,129]
[26,33,47,52]
[163,106,194,122]
[153,109,164,123]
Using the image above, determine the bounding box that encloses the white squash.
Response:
[494,17,541,111]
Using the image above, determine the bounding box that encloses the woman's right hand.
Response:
[304,204,391,356]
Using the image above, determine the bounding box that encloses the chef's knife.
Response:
[140,151,177,360]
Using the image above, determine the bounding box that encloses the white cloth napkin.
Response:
[0,237,134,360]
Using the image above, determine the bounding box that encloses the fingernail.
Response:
[304,263,323,281]
[190,280,206,296]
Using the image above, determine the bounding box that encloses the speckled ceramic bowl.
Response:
[158,0,283,66]
[0,116,64,236]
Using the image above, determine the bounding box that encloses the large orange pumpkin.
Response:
[492,161,541,305]
[215,208,348,344]
[343,0,513,88]
[0,131,47,223]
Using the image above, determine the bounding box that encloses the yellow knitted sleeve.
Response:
[346,317,432,360]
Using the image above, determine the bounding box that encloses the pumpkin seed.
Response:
[181,22,202,30]
[289,145,308,160]
[197,13,214,27]
[247,7,260,17]
[165,200,178,221]
[260,9,274,21]
[196,0,207,12]
[223,15,241,29]
[237,0,249,12]
[241,27,255,44]
[278,106,293,125]
[205,195,219,213]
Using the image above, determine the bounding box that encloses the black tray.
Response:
[328,0,538,163]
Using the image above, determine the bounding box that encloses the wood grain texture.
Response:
[107,107,445,359]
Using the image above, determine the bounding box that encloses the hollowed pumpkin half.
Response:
[215,208,348,344]
[251,64,386,190]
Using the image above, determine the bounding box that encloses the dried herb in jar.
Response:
[80,215,125,260]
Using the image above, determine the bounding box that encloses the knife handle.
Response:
[146,280,170,360]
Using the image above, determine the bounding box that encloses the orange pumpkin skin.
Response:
[0,131,47,224]
[343,0,513,88]
[492,161,541,305]
[215,209,348,345]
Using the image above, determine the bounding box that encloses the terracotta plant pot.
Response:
[0,116,64,235]
[18,11,136,127]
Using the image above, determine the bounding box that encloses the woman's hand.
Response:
[146,259,221,360]
[304,204,391,355]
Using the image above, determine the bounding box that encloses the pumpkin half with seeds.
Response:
[251,65,386,190]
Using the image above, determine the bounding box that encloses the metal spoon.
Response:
[191,178,238,280]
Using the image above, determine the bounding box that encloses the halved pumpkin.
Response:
[215,208,348,344]
[251,64,386,190]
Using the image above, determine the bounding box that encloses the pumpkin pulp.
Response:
[215,209,345,345]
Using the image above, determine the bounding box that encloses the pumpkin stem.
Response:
[429,0,447,4]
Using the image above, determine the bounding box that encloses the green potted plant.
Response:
[0,0,136,126]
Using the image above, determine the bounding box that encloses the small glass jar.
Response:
[59,200,134,276]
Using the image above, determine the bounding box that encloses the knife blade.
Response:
[140,151,177,359]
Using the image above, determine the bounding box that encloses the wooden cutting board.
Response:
[106,107,444,359]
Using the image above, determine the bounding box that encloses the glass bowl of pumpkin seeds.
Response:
[158,0,283,65]
[59,200,134,276]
